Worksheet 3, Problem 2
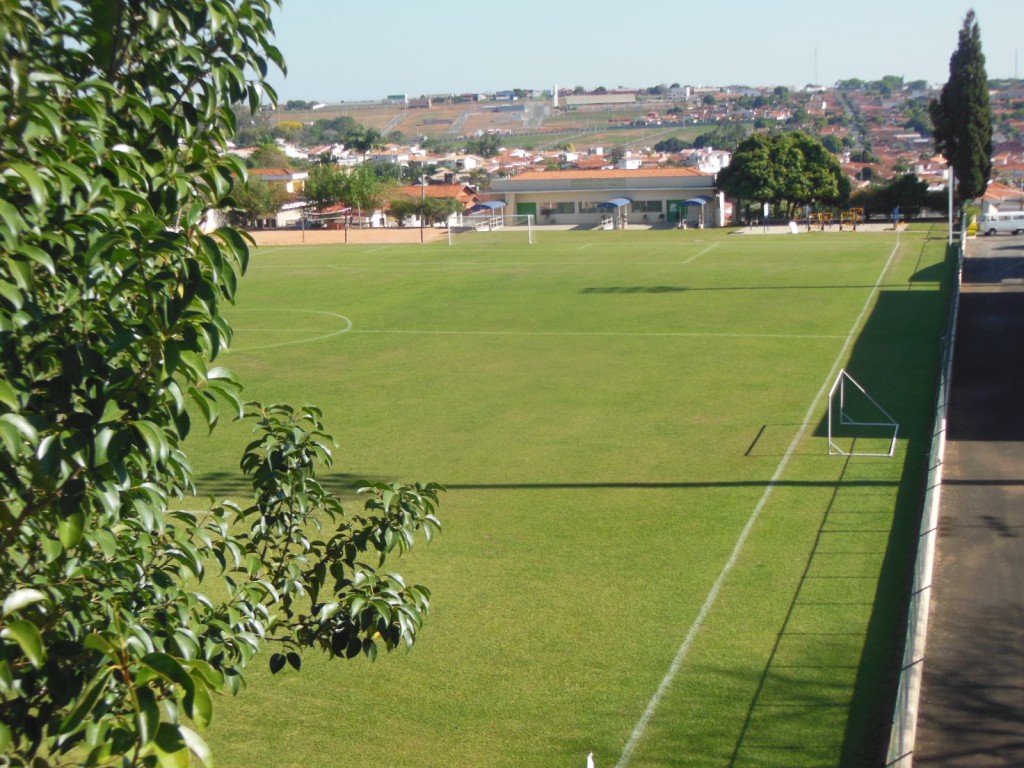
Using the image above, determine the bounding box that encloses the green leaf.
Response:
[268,653,285,674]
[58,510,85,549]
[2,588,47,617]
[0,378,18,409]
[60,667,114,734]
[0,721,10,754]
[286,652,301,671]
[5,162,49,206]
[153,722,189,768]
[2,619,46,668]
[0,413,38,447]
[179,725,214,767]
[188,676,213,729]
[135,685,160,746]
[133,419,169,464]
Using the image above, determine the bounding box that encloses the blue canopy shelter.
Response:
[467,200,506,214]
[596,197,631,229]
[682,195,713,228]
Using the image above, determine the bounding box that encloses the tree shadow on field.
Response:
[794,271,952,763]
[580,284,888,295]
[909,261,949,284]
[190,470,382,503]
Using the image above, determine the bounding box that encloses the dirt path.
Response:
[247,227,448,247]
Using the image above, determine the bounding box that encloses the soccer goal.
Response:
[450,214,534,245]
[827,369,899,457]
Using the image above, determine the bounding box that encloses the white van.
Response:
[979,211,1024,235]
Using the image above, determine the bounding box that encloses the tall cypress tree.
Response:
[930,9,992,201]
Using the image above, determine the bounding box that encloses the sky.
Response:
[265,1,1024,102]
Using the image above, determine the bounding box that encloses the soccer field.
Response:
[186,226,953,768]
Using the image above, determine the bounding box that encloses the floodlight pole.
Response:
[948,168,955,245]
[420,171,425,244]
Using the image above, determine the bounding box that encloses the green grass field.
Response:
[185,226,953,768]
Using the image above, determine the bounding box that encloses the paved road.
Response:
[914,233,1024,766]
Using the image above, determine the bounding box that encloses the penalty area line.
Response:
[613,234,902,768]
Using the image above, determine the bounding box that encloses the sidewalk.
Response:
[913,234,1024,766]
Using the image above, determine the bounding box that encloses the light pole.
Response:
[420,170,425,243]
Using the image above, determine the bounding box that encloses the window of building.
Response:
[579,201,600,214]
[633,200,663,213]
[540,202,576,215]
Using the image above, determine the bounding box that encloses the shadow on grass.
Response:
[717,251,956,766]
[190,471,389,502]
[446,479,898,491]
[580,284,893,295]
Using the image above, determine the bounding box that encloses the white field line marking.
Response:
[613,234,903,768]
[223,310,352,352]
[353,329,843,340]
[247,258,719,270]
[680,243,718,264]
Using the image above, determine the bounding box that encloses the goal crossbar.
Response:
[827,369,899,457]
[453,214,534,244]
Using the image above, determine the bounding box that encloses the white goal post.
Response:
[450,214,534,245]
[827,369,899,457]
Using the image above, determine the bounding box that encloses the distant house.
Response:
[249,167,308,196]
[391,183,480,227]
[982,181,1024,213]
[489,168,722,228]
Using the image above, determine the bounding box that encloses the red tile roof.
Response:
[511,168,709,182]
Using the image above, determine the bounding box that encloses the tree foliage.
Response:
[718,131,849,217]
[930,9,992,201]
[464,134,503,158]
[228,175,289,227]
[850,174,937,219]
[0,2,441,766]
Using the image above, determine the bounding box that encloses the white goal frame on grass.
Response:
[827,369,899,457]
[452,214,534,244]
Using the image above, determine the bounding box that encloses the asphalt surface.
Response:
[914,233,1024,766]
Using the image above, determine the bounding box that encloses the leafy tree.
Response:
[0,2,441,767]
[343,127,384,161]
[718,131,848,218]
[247,143,298,169]
[465,134,502,158]
[836,78,865,91]
[231,104,274,147]
[343,165,398,219]
[388,197,421,226]
[693,124,748,151]
[305,116,358,146]
[653,137,691,153]
[821,135,844,154]
[930,9,992,201]
[422,197,464,226]
[717,133,777,210]
[305,163,348,210]
[228,175,289,227]
[852,174,933,219]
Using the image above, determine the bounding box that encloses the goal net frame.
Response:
[451,214,534,244]
[827,369,899,457]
